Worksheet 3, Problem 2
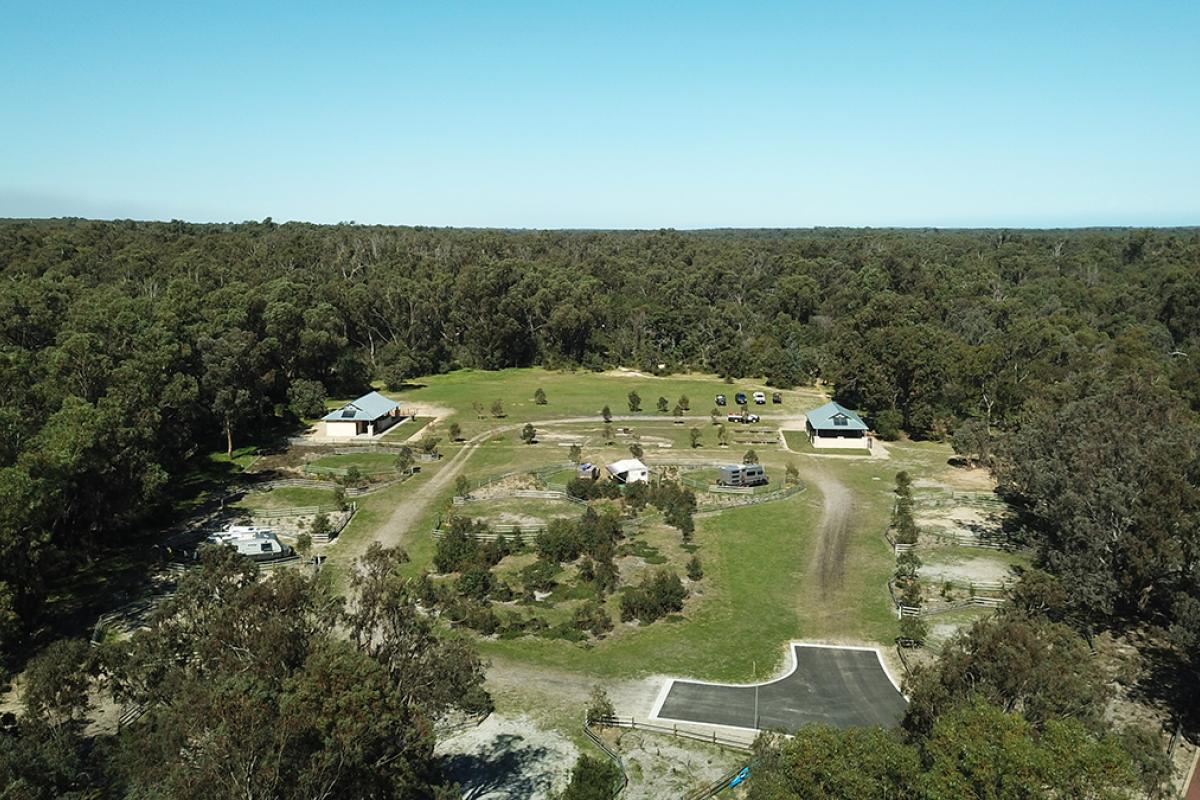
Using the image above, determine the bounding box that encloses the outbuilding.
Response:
[606,457,649,484]
[322,391,402,438]
[804,401,872,450]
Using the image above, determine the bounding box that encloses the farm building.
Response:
[606,458,649,484]
[805,401,872,450]
[322,391,402,438]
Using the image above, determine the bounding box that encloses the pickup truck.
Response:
[727,412,761,424]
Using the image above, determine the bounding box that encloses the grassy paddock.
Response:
[235,486,338,511]
[351,368,826,440]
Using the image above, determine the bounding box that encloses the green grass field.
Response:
[333,368,827,441]
[235,485,338,510]
[308,451,402,472]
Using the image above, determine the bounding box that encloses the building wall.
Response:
[812,434,872,450]
[324,420,361,438]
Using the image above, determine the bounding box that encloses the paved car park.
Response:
[651,643,907,731]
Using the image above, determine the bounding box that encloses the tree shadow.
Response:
[439,733,558,799]
[1126,639,1200,739]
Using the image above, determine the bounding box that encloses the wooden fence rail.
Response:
[590,715,754,752]
[582,716,630,799]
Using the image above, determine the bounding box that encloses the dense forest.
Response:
[1,219,1198,797]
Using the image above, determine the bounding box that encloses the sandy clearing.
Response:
[605,728,741,800]
[436,713,578,800]
[919,554,1016,585]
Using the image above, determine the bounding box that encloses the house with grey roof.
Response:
[322,391,402,438]
[804,401,872,450]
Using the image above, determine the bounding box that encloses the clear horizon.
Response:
[3,1,1198,228]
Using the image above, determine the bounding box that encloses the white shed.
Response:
[606,458,649,484]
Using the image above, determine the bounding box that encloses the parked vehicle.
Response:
[735,392,747,405]
[772,392,782,404]
[715,394,727,406]
[206,530,293,562]
[753,391,766,404]
[727,412,761,424]
[718,464,768,487]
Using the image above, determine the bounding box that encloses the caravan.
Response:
[206,528,294,562]
[717,464,768,487]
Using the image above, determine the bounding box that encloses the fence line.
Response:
[694,482,806,516]
[898,597,1006,618]
[590,716,754,752]
[304,464,398,478]
[684,766,750,800]
[243,503,346,518]
[895,643,914,676]
[889,578,1006,618]
[582,716,629,799]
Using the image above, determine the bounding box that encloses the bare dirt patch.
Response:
[919,553,1016,585]
[471,474,541,499]
[436,713,578,800]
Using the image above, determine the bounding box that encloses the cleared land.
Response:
[304,370,1000,762]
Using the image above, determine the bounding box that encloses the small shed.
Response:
[323,391,402,438]
[606,458,649,484]
[804,401,871,450]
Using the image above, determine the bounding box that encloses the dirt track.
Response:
[806,463,854,591]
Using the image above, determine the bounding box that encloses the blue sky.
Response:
[1,1,1197,227]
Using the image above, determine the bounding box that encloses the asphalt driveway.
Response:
[653,644,906,731]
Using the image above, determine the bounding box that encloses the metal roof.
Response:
[322,390,400,422]
[606,458,648,474]
[805,401,869,431]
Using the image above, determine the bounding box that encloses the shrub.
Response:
[309,512,332,539]
[534,387,547,405]
[574,601,614,637]
[627,391,641,412]
[561,755,622,800]
[456,564,493,601]
[895,551,922,582]
[587,686,616,723]
[898,615,928,647]
[686,556,703,581]
[521,559,559,593]
[657,396,669,413]
[619,569,687,623]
